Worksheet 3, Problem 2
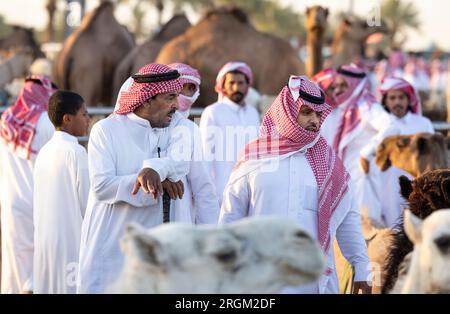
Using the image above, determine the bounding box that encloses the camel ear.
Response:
[324,8,329,18]
[404,210,423,244]
[122,223,167,268]
[399,175,413,200]
[441,178,450,204]
[375,142,392,171]
[416,137,428,154]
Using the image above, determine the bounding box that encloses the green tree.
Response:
[381,0,420,47]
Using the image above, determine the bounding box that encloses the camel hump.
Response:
[204,6,249,24]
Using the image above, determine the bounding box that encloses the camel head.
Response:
[112,216,325,294]
[399,169,450,219]
[339,15,388,41]
[305,6,328,32]
[375,132,448,178]
[403,209,450,293]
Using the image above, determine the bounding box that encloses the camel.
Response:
[0,25,44,59]
[331,15,388,67]
[53,1,134,106]
[305,6,328,78]
[382,169,450,293]
[155,7,305,107]
[392,209,450,293]
[109,216,325,294]
[375,132,448,178]
[113,14,191,99]
[0,50,33,88]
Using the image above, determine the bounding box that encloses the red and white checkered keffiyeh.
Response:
[215,62,253,102]
[231,76,350,256]
[379,76,422,115]
[115,63,182,115]
[167,63,201,113]
[311,68,338,108]
[333,64,378,157]
[0,75,56,160]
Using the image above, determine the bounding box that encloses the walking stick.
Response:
[157,147,171,223]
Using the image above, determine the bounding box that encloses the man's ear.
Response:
[121,223,168,269]
[404,210,423,244]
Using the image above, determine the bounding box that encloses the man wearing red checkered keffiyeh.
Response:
[359,77,434,228]
[78,63,196,293]
[0,75,56,293]
[219,76,371,294]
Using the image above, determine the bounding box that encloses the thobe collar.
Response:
[53,130,78,143]
[392,111,413,125]
[126,112,152,128]
[222,96,247,112]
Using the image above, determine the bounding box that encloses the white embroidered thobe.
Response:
[77,112,191,293]
[360,112,434,227]
[219,149,371,294]
[199,97,260,205]
[33,131,89,294]
[0,113,54,293]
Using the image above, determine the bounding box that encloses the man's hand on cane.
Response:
[132,168,163,199]
[162,179,184,200]
[352,281,372,294]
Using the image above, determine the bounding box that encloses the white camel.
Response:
[392,209,450,294]
[109,216,326,294]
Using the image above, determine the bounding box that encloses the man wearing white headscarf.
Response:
[199,62,260,205]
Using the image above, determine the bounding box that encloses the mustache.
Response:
[305,124,319,131]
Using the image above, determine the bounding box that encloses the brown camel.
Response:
[113,14,190,98]
[332,15,387,67]
[0,26,44,59]
[375,132,448,178]
[155,7,305,107]
[382,169,450,293]
[0,50,33,88]
[305,6,328,78]
[53,1,134,106]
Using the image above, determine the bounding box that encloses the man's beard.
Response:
[229,92,245,104]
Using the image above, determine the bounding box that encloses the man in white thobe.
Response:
[199,62,260,205]
[167,62,219,224]
[33,90,90,293]
[0,75,56,293]
[219,76,372,294]
[331,64,394,222]
[77,64,192,293]
[359,77,434,228]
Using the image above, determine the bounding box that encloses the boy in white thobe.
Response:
[33,91,90,293]
[359,77,434,228]
[199,62,260,205]
[77,64,191,293]
[0,75,56,293]
[220,76,372,294]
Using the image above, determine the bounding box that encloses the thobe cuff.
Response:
[142,159,169,181]
[353,261,372,283]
